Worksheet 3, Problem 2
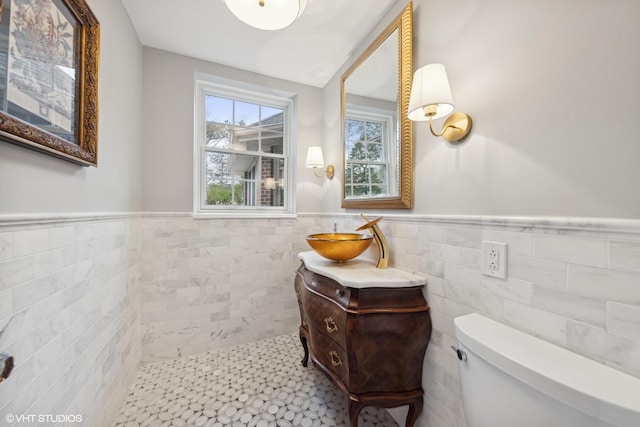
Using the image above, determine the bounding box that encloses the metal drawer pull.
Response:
[329,351,342,367]
[324,317,338,333]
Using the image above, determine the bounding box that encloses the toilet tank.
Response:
[454,313,640,427]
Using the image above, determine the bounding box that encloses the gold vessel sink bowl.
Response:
[306,233,373,262]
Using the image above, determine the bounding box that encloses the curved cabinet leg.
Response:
[405,396,424,427]
[348,400,364,427]
[299,332,309,367]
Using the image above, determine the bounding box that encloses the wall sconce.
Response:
[408,64,472,143]
[225,0,307,31]
[305,146,334,179]
[264,177,277,190]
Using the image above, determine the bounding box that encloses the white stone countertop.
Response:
[298,251,425,289]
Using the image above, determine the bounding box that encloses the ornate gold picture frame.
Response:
[0,0,99,166]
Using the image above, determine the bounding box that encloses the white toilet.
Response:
[454,313,640,427]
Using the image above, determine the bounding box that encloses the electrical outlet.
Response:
[482,241,507,279]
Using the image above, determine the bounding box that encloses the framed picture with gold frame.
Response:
[0,0,99,166]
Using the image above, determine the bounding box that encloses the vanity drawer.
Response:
[309,325,349,388]
[303,291,347,350]
[299,265,351,306]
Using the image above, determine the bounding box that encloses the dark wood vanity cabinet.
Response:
[294,262,432,427]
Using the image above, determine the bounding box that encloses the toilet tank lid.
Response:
[454,313,640,426]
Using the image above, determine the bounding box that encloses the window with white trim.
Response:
[194,76,294,216]
[344,108,397,198]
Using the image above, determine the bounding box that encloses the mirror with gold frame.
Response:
[341,2,413,209]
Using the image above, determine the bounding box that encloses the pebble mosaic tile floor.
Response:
[113,333,400,427]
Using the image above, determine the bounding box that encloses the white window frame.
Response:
[193,73,296,218]
[344,106,397,198]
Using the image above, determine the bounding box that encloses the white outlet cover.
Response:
[482,241,507,279]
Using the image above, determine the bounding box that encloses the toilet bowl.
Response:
[454,313,640,427]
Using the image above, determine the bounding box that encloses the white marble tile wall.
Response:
[139,215,325,363]
[0,217,142,427]
[5,213,636,427]
[322,214,640,427]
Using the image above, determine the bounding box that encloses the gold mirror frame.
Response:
[0,0,100,166]
[341,2,413,209]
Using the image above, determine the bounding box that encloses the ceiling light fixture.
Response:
[225,0,308,31]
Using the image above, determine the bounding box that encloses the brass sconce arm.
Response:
[312,165,335,179]
[425,109,473,143]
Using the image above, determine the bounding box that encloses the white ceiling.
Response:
[121,0,396,88]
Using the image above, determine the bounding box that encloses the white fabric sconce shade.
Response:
[408,64,454,121]
[408,63,473,143]
[225,0,307,31]
[305,146,325,168]
[264,177,277,190]
[305,146,334,179]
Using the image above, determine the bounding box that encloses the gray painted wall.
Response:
[0,0,143,214]
[141,48,326,213]
[1,0,637,220]
[323,0,640,219]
